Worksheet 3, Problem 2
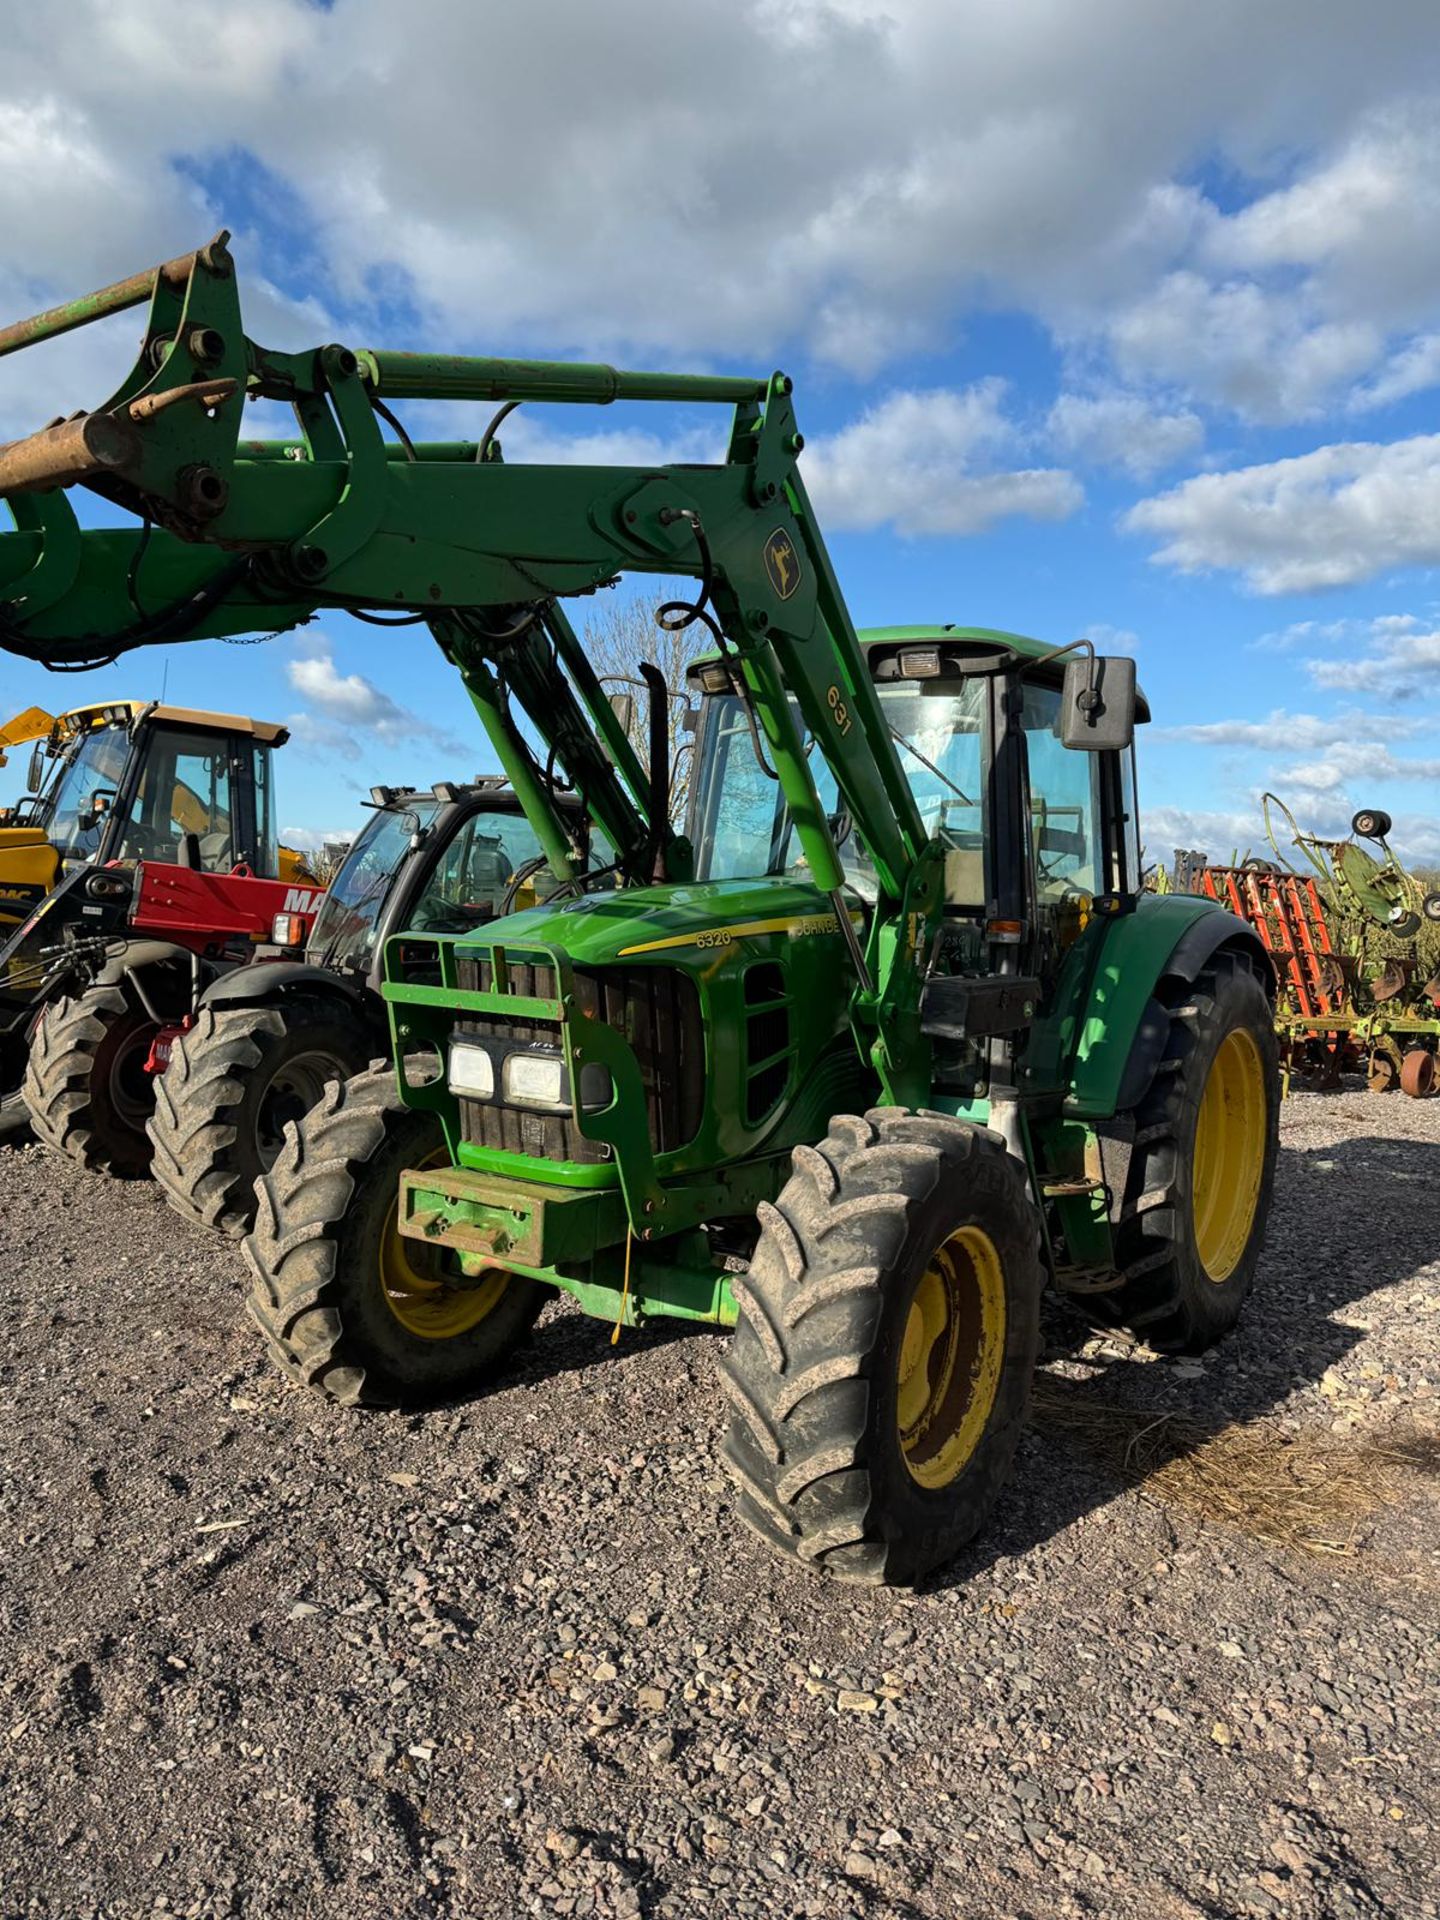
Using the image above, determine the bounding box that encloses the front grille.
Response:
[453,954,705,1161]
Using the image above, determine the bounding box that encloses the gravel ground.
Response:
[1,1087,1437,1920]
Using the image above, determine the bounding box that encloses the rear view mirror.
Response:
[1061,655,1136,752]
[26,742,44,793]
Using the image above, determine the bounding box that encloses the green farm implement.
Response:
[0,235,1281,1584]
[1191,796,1440,1096]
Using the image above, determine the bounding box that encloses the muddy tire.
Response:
[23,981,159,1177]
[149,997,374,1240]
[720,1109,1042,1588]
[242,1066,546,1408]
[1092,949,1279,1354]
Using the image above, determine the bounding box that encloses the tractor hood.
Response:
[469,874,849,969]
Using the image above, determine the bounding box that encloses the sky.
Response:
[1,0,1439,863]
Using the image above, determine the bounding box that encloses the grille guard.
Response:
[382,928,670,1228]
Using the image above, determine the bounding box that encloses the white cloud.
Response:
[1284,740,1440,790]
[1141,804,1263,862]
[1349,332,1440,410]
[1305,620,1440,696]
[1142,799,1440,870]
[1084,622,1141,653]
[1125,434,1440,592]
[1104,272,1380,423]
[803,382,1081,537]
[0,0,1435,398]
[1158,708,1424,752]
[1046,390,1202,477]
[280,823,353,855]
[497,415,725,469]
[1202,103,1440,323]
[1148,703,1440,867]
[285,640,467,760]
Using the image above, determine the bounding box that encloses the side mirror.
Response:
[607,691,636,740]
[26,742,44,793]
[1061,655,1137,752]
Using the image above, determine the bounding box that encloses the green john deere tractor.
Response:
[0,236,1279,1585]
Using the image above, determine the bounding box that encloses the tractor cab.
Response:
[304,778,601,985]
[688,625,1147,1080]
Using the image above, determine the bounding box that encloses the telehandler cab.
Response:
[0,235,1278,1584]
[0,697,321,1152]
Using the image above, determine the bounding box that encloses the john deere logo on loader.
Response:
[763,529,801,601]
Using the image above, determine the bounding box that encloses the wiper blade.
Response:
[888,725,972,807]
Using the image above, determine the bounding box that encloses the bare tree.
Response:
[306,839,353,886]
[579,586,701,822]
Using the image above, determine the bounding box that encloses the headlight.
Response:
[447,1038,613,1114]
[447,1039,495,1099]
[504,1050,565,1107]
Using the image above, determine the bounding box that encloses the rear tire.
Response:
[23,981,159,1177]
[242,1066,546,1408]
[720,1109,1041,1587]
[148,996,374,1239]
[1092,950,1279,1354]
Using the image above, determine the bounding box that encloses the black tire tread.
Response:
[242,1066,544,1408]
[148,997,370,1240]
[22,982,153,1177]
[720,1108,1041,1587]
[1090,949,1279,1354]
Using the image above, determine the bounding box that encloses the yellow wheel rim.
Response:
[896,1225,1008,1490]
[1192,1027,1267,1283]
[380,1149,509,1341]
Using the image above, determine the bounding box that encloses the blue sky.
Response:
[1,0,1439,863]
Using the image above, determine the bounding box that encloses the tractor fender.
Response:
[1157,909,1274,998]
[92,939,221,1021]
[1108,909,1276,1109]
[1051,897,1274,1121]
[94,938,202,987]
[199,959,379,1021]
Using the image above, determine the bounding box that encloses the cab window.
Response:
[1021,684,1101,904]
[119,728,235,870]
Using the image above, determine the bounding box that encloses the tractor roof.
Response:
[54,701,290,745]
[690,625,1150,720]
[370,778,585,813]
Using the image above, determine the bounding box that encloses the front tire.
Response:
[242,1066,546,1408]
[23,981,159,1177]
[720,1109,1041,1587]
[148,996,375,1239]
[1095,949,1279,1353]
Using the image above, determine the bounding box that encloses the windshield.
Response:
[308,799,595,974]
[308,800,438,970]
[46,726,130,862]
[691,682,989,904]
[406,806,579,935]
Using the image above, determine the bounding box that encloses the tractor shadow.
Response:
[927,1131,1440,1590]
[426,1295,701,1411]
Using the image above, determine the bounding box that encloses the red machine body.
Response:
[132,860,324,951]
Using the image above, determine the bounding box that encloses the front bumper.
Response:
[398,1163,626,1268]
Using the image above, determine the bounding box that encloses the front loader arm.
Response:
[0,237,938,1094]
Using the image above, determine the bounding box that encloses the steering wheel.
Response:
[124,825,179,862]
